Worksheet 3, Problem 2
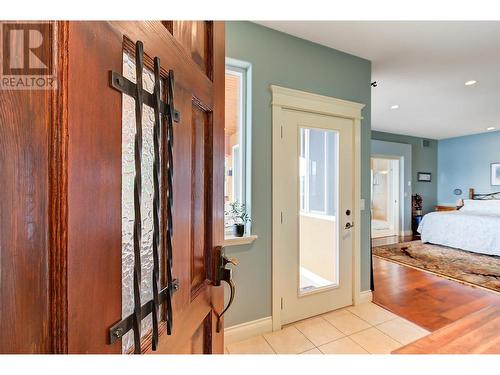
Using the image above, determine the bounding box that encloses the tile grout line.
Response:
[266,326,316,354]
[372,323,405,346]
[261,334,278,354]
[304,320,422,354]
[376,315,432,333]
[227,303,422,354]
[295,316,350,348]
[319,334,361,352]
[371,325,406,347]
[317,335,370,355]
[290,326,316,353]
[299,315,383,352]
[373,320,431,346]
[346,306,400,326]
[293,318,346,348]
[346,324,411,353]
[319,310,372,332]
[298,347,320,354]
[320,309,376,336]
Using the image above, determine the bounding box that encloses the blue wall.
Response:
[225,21,372,327]
[438,130,500,204]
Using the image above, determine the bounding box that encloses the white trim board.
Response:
[224,316,273,345]
[271,85,365,331]
[357,290,373,305]
[371,154,405,238]
[225,57,253,235]
[271,85,365,120]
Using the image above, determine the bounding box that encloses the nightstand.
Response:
[434,205,457,212]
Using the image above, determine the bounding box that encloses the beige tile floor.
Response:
[225,302,429,354]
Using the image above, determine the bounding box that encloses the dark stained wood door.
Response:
[0,21,225,354]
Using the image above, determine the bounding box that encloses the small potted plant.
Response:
[225,201,251,237]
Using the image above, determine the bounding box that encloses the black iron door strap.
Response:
[107,40,180,354]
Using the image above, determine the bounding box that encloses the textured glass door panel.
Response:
[121,52,162,353]
[299,127,339,294]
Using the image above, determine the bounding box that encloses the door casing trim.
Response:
[271,85,365,331]
[371,154,404,238]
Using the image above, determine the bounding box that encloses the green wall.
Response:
[225,21,372,327]
[371,131,438,214]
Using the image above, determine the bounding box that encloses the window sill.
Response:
[223,234,258,247]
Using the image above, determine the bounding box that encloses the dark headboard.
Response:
[469,188,500,200]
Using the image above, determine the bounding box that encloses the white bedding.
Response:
[418,200,500,257]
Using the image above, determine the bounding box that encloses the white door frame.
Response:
[389,158,401,236]
[271,85,365,331]
[371,154,404,237]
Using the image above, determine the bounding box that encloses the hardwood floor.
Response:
[394,303,500,354]
[372,236,500,332]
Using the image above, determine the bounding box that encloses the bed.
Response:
[417,189,500,257]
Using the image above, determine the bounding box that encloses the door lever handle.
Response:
[213,246,238,333]
[345,222,354,230]
[223,256,239,267]
[216,277,235,333]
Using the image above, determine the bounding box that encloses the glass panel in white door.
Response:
[299,128,339,294]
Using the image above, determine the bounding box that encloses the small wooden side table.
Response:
[434,205,457,212]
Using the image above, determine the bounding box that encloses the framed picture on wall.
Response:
[491,163,500,186]
[417,172,432,182]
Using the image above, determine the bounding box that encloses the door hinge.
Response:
[280,211,283,224]
[280,125,283,139]
[280,297,284,310]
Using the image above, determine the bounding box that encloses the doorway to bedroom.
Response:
[371,157,400,238]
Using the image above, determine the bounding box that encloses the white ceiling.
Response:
[256,21,500,139]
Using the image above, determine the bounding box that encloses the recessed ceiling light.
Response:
[465,80,477,86]
[391,105,399,110]
[486,127,496,131]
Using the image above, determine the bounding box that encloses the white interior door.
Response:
[389,159,400,236]
[277,109,354,325]
[371,157,400,238]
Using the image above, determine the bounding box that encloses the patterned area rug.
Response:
[373,240,500,293]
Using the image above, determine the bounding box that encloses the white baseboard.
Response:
[356,290,373,305]
[224,316,273,345]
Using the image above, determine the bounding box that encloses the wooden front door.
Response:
[0,21,225,354]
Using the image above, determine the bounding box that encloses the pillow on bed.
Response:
[461,199,500,214]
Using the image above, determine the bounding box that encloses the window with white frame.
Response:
[299,128,338,217]
[224,58,252,235]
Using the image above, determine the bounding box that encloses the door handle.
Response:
[345,222,354,230]
[213,246,238,333]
